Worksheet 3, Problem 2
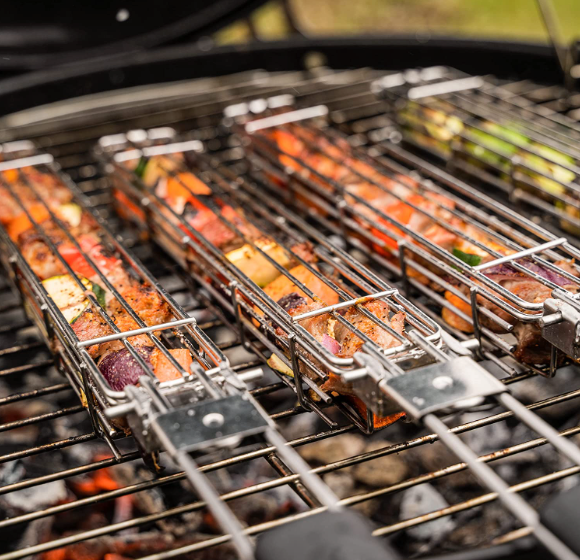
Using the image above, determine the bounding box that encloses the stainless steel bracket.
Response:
[154,394,270,453]
[542,292,580,361]
[381,356,506,420]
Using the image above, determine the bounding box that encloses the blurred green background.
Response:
[216,0,580,45]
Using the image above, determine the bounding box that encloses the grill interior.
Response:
[1,68,580,560]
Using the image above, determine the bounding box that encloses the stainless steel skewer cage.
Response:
[0,140,242,446]
[3,65,580,560]
[234,100,580,375]
[372,66,580,237]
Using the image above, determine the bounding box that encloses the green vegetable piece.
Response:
[92,282,107,309]
[452,248,482,267]
[482,122,530,146]
[134,157,148,178]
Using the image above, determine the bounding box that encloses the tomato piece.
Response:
[59,235,120,277]
[370,201,413,252]
[58,243,94,277]
[7,204,50,241]
[113,188,145,222]
[2,169,19,183]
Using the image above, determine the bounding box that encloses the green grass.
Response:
[216,0,580,45]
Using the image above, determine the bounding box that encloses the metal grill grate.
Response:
[1,69,580,560]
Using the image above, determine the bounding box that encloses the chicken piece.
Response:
[16,217,100,280]
[183,201,261,252]
[73,281,173,359]
[335,301,405,358]
[276,292,332,343]
[109,283,173,328]
[72,308,112,358]
[289,241,317,264]
[263,264,339,307]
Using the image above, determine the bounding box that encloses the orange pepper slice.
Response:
[370,200,414,252]
[165,172,211,199]
[273,130,305,171]
[2,169,19,183]
[7,203,50,241]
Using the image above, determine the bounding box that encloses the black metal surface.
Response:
[255,510,400,560]
[0,0,267,66]
[0,37,562,117]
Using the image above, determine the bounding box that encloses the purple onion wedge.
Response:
[98,346,155,391]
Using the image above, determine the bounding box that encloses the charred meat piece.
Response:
[263,264,339,307]
[73,281,173,360]
[334,300,405,358]
[17,219,99,280]
[276,292,334,345]
[184,200,261,252]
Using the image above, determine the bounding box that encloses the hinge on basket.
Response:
[381,356,506,420]
[541,291,580,361]
[351,351,506,421]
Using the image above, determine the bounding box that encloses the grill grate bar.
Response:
[0,404,84,433]
[0,358,54,376]
[0,382,72,405]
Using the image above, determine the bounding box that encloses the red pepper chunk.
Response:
[370,201,414,252]
[59,235,121,277]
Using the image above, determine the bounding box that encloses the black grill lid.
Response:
[0,0,266,66]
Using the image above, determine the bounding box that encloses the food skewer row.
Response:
[242,114,580,368]
[0,148,229,428]
[391,82,580,235]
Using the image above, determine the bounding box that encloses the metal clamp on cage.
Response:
[103,362,350,560]
[105,364,270,455]
[541,290,580,361]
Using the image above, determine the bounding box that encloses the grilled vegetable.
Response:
[7,204,50,241]
[42,274,106,323]
[98,346,155,391]
[57,203,82,227]
[134,157,148,178]
[267,353,294,378]
[556,201,580,236]
[225,239,292,287]
[452,247,483,267]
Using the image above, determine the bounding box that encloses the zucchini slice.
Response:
[42,274,106,323]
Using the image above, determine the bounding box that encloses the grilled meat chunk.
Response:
[335,301,405,358]
[277,292,333,345]
[263,264,339,307]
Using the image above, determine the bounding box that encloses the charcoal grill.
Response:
[2,1,580,559]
